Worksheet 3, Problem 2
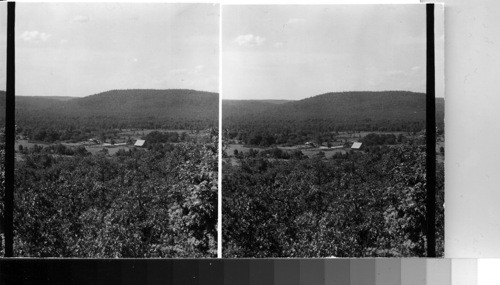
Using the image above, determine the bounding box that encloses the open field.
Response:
[14,128,213,161]
[225,131,445,161]
[85,145,134,155]
[15,139,136,157]
[15,128,208,153]
[226,143,349,159]
[302,148,348,158]
[15,140,48,149]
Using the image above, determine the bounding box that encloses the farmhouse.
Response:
[134,139,146,147]
[351,142,362,150]
[305,142,316,148]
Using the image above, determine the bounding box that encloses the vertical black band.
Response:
[426,3,436,258]
[4,2,15,257]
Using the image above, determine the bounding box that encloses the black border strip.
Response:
[426,3,436,258]
[4,1,15,257]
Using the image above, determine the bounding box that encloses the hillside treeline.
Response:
[225,128,420,148]
[223,91,445,134]
[1,89,218,139]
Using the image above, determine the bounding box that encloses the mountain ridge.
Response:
[5,89,219,130]
[223,91,444,132]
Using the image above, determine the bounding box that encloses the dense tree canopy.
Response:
[13,136,218,257]
[223,141,444,257]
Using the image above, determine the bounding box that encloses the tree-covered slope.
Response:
[12,89,219,130]
[223,91,445,132]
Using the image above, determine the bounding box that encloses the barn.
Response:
[305,142,316,148]
[351,142,362,150]
[134,139,146,147]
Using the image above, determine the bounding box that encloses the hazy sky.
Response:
[15,3,219,97]
[222,5,444,100]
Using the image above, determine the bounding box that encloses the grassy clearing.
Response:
[226,143,350,159]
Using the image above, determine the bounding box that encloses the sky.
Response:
[15,3,219,97]
[222,5,444,100]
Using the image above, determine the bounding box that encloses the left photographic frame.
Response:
[1,2,10,257]
[4,3,219,258]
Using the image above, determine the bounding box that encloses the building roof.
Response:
[351,142,362,149]
[134,139,146,147]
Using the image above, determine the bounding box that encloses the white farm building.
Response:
[351,142,362,150]
[134,139,146,147]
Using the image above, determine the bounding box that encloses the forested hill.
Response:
[222,99,292,117]
[10,89,219,130]
[223,91,445,132]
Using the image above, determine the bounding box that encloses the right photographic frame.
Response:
[222,4,444,258]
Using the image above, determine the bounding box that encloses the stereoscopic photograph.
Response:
[222,5,444,257]
[7,3,219,257]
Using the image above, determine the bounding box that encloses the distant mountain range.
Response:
[0,89,218,130]
[223,91,445,131]
[0,90,444,131]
